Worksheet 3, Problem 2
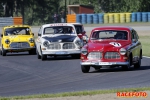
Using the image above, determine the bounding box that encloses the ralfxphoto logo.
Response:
[117,92,148,98]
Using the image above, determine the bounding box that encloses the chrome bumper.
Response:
[81,61,129,66]
[5,47,35,51]
[42,50,80,55]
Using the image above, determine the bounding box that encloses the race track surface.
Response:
[0,53,150,97]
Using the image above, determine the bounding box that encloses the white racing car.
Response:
[36,23,84,60]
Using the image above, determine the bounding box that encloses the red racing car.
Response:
[80,26,142,73]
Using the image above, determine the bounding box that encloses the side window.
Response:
[131,30,138,42]
[134,30,139,40]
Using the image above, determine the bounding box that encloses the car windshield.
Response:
[43,26,75,35]
[4,27,31,36]
[91,30,128,40]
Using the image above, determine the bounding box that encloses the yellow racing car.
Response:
[0,25,36,56]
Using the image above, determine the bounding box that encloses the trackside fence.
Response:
[0,17,22,27]
[67,12,150,24]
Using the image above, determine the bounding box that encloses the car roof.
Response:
[4,25,30,29]
[69,23,83,25]
[42,23,75,28]
[92,26,132,31]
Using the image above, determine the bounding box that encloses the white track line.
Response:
[143,56,150,58]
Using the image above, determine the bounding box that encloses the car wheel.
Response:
[0,49,2,55]
[29,49,36,55]
[2,47,6,56]
[41,54,47,61]
[81,65,90,73]
[134,56,141,69]
[122,56,131,70]
[72,54,80,59]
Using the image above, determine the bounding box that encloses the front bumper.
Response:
[5,47,35,51]
[42,49,80,55]
[81,61,129,66]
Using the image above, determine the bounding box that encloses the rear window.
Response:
[91,30,128,40]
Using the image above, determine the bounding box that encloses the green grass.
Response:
[0,87,150,100]
[139,36,150,56]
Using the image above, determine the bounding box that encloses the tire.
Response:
[72,54,80,59]
[29,48,36,55]
[81,65,90,73]
[41,55,47,61]
[122,56,131,70]
[134,54,141,69]
[0,49,2,55]
[2,47,6,56]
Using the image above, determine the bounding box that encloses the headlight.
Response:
[43,41,49,47]
[81,48,88,55]
[119,48,126,55]
[29,38,34,43]
[75,40,83,47]
[5,39,10,44]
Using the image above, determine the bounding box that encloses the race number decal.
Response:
[109,42,121,47]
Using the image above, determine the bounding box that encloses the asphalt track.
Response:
[0,25,150,97]
[0,53,150,97]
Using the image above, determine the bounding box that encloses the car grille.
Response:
[63,43,75,49]
[47,43,61,50]
[10,42,30,48]
[87,52,102,60]
[104,52,120,59]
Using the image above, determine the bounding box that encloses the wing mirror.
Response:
[132,39,136,43]
[1,34,3,37]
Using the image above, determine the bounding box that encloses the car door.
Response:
[131,30,139,62]
[133,30,142,59]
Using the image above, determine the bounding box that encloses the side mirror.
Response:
[132,39,136,43]
[38,33,41,36]
[1,34,3,37]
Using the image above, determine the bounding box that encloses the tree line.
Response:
[0,0,150,25]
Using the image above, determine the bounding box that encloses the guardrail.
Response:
[0,17,22,27]
[67,12,150,24]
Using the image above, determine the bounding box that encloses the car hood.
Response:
[87,40,130,51]
[5,35,33,42]
[42,35,77,42]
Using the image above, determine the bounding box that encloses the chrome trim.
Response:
[47,43,61,50]
[81,61,129,66]
[10,42,30,48]
[63,43,75,49]
[104,52,120,59]
[87,52,102,60]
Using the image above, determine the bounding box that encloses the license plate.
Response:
[55,51,67,55]
[99,62,110,65]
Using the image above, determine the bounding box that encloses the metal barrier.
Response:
[0,17,23,27]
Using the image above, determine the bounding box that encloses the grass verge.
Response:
[139,36,150,56]
[0,87,150,100]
